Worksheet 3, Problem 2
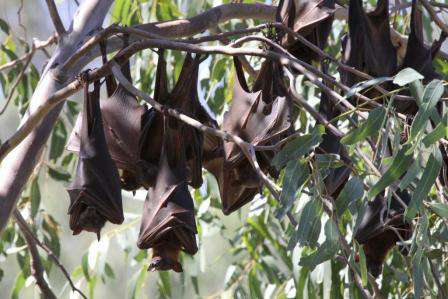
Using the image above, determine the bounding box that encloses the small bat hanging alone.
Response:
[354,191,412,277]
[341,0,396,100]
[66,75,124,241]
[209,57,293,215]
[277,0,335,63]
[137,113,198,273]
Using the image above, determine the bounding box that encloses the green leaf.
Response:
[393,68,424,86]
[358,246,368,287]
[49,120,67,161]
[248,269,263,299]
[429,202,448,219]
[335,176,364,216]
[368,144,414,198]
[299,219,340,269]
[341,107,386,145]
[272,126,324,169]
[289,198,322,249]
[30,178,41,218]
[346,77,391,98]
[406,149,442,220]
[11,272,25,299]
[410,80,444,139]
[82,253,90,281]
[104,263,115,279]
[422,122,447,147]
[276,159,309,220]
[158,271,172,297]
[398,157,422,190]
[412,248,424,298]
[129,267,147,299]
[0,18,9,35]
[47,165,71,181]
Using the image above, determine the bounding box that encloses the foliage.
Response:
[1,0,448,298]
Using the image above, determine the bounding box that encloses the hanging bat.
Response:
[401,0,446,83]
[394,0,446,115]
[354,142,412,277]
[141,53,213,189]
[210,57,293,215]
[67,41,158,191]
[137,114,198,273]
[354,191,412,277]
[317,81,351,197]
[341,0,396,100]
[67,76,124,241]
[277,0,335,63]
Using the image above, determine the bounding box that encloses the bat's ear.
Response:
[96,231,101,242]
[154,49,168,104]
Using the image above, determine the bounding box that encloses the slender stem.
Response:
[44,0,66,35]
[13,210,87,299]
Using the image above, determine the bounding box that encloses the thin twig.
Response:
[14,211,57,299]
[0,35,56,73]
[44,0,66,36]
[13,210,87,299]
[419,0,448,35]
[0,44,35,115]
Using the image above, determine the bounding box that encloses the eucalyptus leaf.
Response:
[341,107,386,145]
[272,126,324,169]
[406,149,442,220]
[276,159,309,220]
[368,144,414,198]
[393,68,424,86]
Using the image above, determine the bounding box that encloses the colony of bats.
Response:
[64,0,445,276]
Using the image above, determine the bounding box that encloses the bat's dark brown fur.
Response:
[137,113,198,273]
[277,0,335,63]
[207,58,293,215]
[67,77,124,240]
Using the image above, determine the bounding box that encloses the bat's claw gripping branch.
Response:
[76,69,91,87]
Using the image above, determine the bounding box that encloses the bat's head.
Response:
[221,164,260,215]
[70,203,106,240]
[148,243,183,273]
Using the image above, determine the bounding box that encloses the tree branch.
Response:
[0,35,56,73]
[419,0,448,35]
[13,210,87,299]
[14,211,57,299]
[44,0,66,36]
[0,0,115,233]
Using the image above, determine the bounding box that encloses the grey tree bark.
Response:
[0,0,115,232]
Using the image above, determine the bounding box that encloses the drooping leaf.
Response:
[346,77,392,98]
[276,159,309,220]
[335,176,364,216]
[368,144,414,198]
[409,80,444,139]
[406,148,442,220]
[429,202,448,219]
[398,157,422,190]
[341,107,386,145]
[273,126,324,169]
[49,120,67,161]
[359,246,368,287]
[393,68,424,86]
[288,198,323,249]
[299,219,340,269]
